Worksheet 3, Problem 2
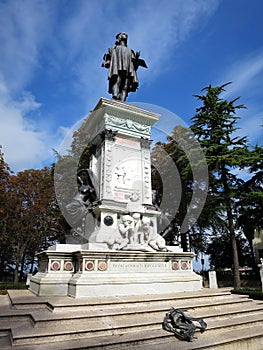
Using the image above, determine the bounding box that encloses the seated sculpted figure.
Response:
[141,216,168,251]
[118,214,135,245]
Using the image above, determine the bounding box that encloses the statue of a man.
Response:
[102,32,147,102]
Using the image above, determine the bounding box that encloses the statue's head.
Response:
[78,185,91,202]
[116,32,128,44]
[142,216,151,227]
[122,214,133,225]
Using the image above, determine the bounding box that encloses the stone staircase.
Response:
[0,288,263,349]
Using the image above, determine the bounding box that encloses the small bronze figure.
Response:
[163,308,207,342]
[102,32,147,102]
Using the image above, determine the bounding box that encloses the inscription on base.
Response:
[110,261,170,272]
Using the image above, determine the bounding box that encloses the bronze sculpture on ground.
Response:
[102,32,147,102]
[163,308,207,342]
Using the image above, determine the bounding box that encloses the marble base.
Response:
[30,272,73,296]
[29,244,202,298]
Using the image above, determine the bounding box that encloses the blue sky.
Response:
[0,0,262,172]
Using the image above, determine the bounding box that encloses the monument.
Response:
[102,32,147,102]
[29,33,202,297]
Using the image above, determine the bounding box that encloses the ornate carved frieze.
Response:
[105,115,151,137]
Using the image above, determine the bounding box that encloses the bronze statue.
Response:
[163,308,207,342]
[102,32,147,102]
[65,169,100,236]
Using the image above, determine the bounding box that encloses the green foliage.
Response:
[231,288,263,300]
[0,150,62,282]
[54,117,92,212]
[237,144,263,247]
[0,282,28,290]
[191,82,248,169]
[206,231,254,269]
[151,126,198,251]
[0,283,28,295]
[190,82,254,288]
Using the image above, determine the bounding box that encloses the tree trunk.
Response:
[29,250,37,274]
[180,189,190,252]
[227,207,241,288]
[222,165,241,288]
[14,261,19,284]
[14,246,21,284]
[19,252,26,282]
[0,255,5,282]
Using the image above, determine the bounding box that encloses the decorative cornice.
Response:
[100,129,118,142]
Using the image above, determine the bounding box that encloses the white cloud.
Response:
[222,49,263,98]
[0,0,52,93]
[236,112,263,145]
[0,81,60,172]
[218,50,263,145]
[128,0,219,77]
[0,96,43,171]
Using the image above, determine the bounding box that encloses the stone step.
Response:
[2,289,263,349]
[32,303,263,329]
[181,301,263,320]
[7,322,263,350]
[7,290,50,310]
[0,332,11,349]
[12,308,263,343]
[132,324,263,350]
[11,299,263,346]
[8,288,231,311]
[49,290,231,310]
[30,295,256,327]
[47,294,249,314]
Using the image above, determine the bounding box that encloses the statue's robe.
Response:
[107,45,139,94]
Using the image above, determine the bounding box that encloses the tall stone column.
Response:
[84,98,161,249]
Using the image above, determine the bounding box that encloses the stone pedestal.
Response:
[85,99,161,247]
[208,270,218,289]
[30,98,203,297]
[29,244,202,297]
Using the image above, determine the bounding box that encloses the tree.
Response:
[54,116,92,212]
[9,168,61,282]
[0,146,13,280]
[0,160,61,282]
[151,125,208,253]
[237,143,263,264]
[206,230,253,270]
[191,82,249,288]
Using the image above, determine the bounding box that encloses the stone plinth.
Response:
[29,245,202,297]
[29,249,76,296]
[208,270,218,289]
